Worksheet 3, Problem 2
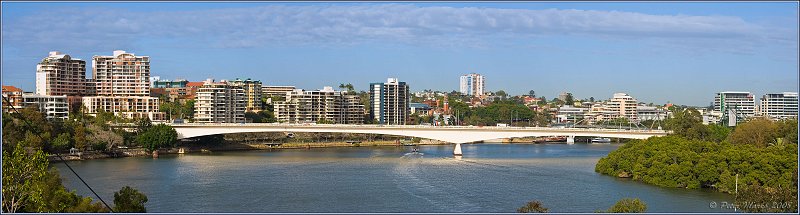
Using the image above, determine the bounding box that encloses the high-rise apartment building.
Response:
[35,51,87,97]
[194,79,246,123]
[274,86,364,124]
[262,85,296,104]
[82,50,164,121]
[759,92,798,119]
[607,93,639,122]
[92,50,151,96]
[369,78,409,125]
[459,73,485,96]
[35,51,88,107]
[230,78,263,112]
[714,92,756,122]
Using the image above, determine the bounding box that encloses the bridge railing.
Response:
[157,122,670,134]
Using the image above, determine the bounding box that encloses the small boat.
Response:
[591,137,611,143]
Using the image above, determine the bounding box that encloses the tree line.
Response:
[595,107,798,213]
[1,106,181,212]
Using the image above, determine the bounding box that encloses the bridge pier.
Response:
[453,143,463,156]
[567,136,575,144]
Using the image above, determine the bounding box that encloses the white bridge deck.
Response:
[163,123,670,144]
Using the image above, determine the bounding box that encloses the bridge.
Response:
[166,123,669,144]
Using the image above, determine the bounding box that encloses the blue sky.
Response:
[2,2,798,106]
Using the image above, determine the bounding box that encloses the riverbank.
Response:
[47,139,451,161]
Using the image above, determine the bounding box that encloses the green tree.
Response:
[2,145,48,213]
[565,93,574,106]
[51,133,73,152]
[528,90,536,98]
[73,124,88,151]
[113,186,148,213]
[495,90,508,100]
[136,124,178,152]
[517,200,548,213]
[727,117,779,148]
[735,183,798,213]
[603,198,647,213]
[134,117,153,135]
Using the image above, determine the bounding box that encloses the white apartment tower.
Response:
[82,50,164,121]
[714,92,756,121]
[194,79,246,123]
[370,78,409,125]
[459,73,485,96]
[36,51,87,96]
[759,92,798,119]
[274,86,364,124]
[92,50,151,96]
[607,93,639,122]
[230,78,263,112]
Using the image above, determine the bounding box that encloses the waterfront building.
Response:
[83,50,164,121]
[607,93,639,122]
[36,51,88,97]
[2,86,24,111]
[194,79,246,123]
[274,86,364,124]
[713,91,756,123]
[556,105,588,124]
[369,78,409,125]
[759,92,798,119]
[92,50,151,96]
[262,85,296,103]
[459,73,485,96]
[36,51,88,107]
[230,78,263,112]
[22,94,69,120]
[82,96,164,121]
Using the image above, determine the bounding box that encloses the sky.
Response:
[2,2,798,106]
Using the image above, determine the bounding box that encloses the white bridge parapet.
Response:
[159,123,670,144]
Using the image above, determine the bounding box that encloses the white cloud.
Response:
[1,4,796,52]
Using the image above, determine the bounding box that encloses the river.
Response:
[54,143,735,213]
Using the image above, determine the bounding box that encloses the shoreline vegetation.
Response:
[595,107,798,213]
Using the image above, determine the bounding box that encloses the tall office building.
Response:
[194,79,246,123]
[230,78,263,112]
[759,92,798,119]
[459,73,485,96]
[714,92,756,122]
[274,86,364,124]
[369,78,409,125]
[83,50,164,121]
[607,93,639,122]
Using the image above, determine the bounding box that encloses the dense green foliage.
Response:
[596,135,797,191]
[2,143,110,212]
[113,186,148,212]
[597,116,798,213]
[517,200,548,213]
[2,108,152,213]
[600,198,647,213]
[136,124,178,152]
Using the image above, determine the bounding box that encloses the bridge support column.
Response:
[453,143,463,156]
[567,136,575,144]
